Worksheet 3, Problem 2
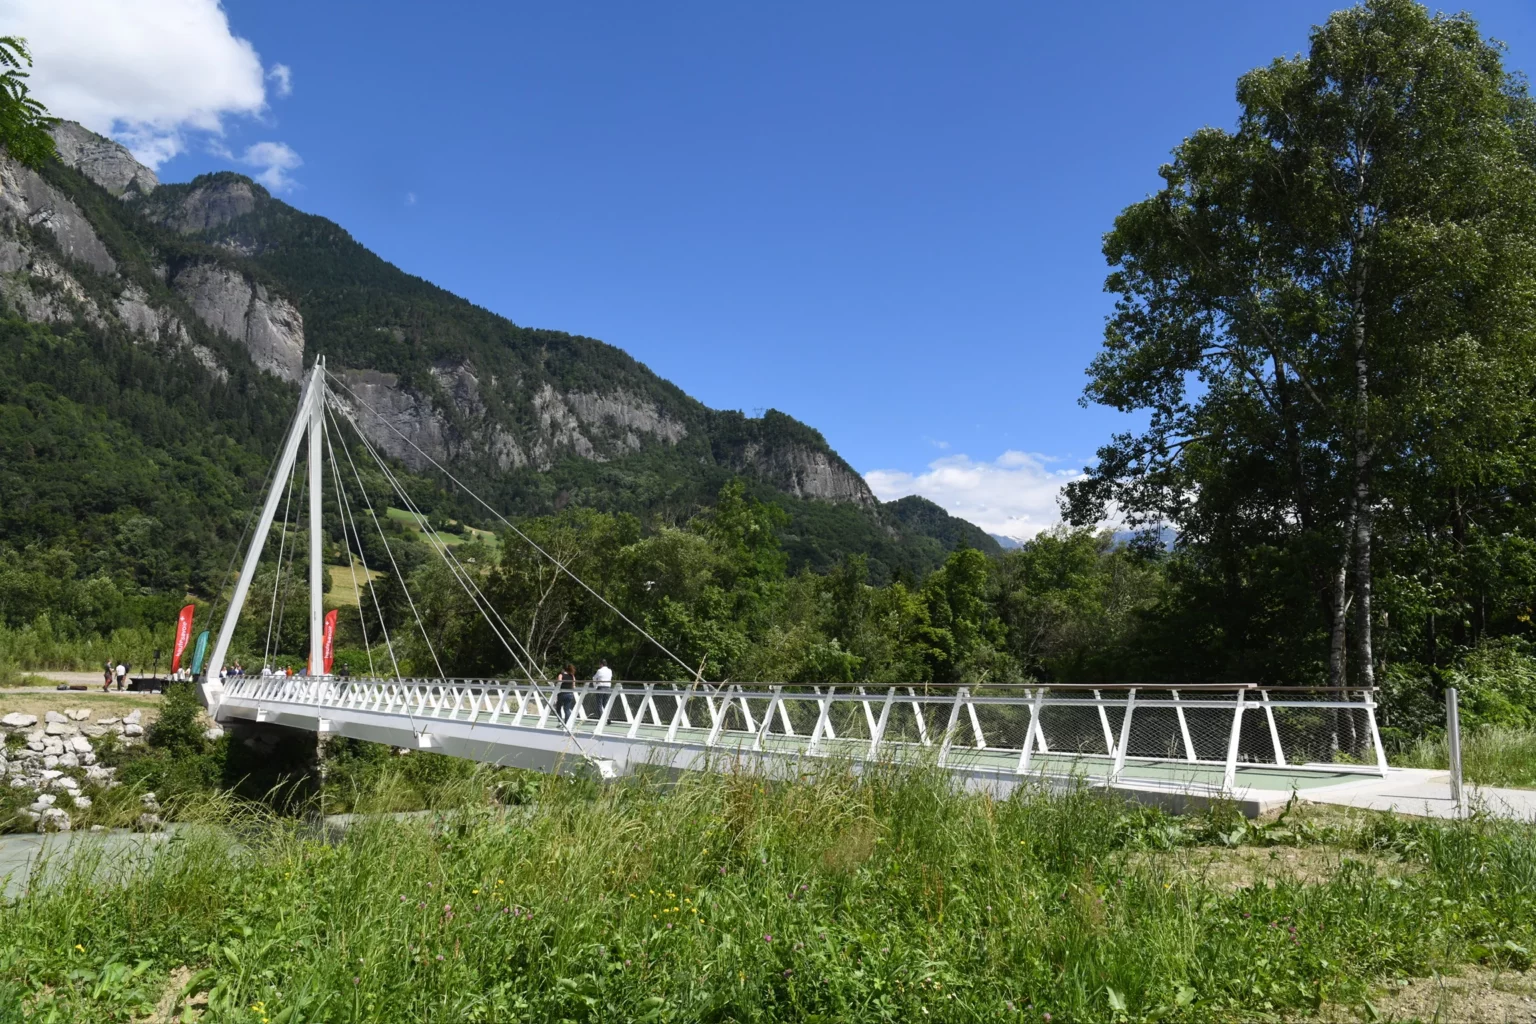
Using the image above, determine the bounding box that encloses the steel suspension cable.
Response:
[326,392,599,753]
[263,464,300,669]
[320,412,381,680]
[327,394,544,688]
[322,399,448,681]
[323,369,704,682]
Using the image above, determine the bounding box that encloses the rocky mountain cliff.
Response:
[1,122,992,578]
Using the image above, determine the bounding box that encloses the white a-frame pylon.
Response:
[201,357,329,710]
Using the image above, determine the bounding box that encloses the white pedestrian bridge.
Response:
[199,360,1389,816]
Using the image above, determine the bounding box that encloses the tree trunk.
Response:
[1350,265,1376,708]
[1328,505,1354,754]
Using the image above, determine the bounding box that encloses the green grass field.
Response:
[2,764,1533,1022]
[383,508,499,551]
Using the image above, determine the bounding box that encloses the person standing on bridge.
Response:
[555,663,577,725]
[589,659,613,717]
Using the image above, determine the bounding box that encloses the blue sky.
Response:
[15,0,1536,536]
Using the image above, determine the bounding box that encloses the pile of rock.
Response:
[1,707,136,832]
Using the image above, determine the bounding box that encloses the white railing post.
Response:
[1446,687,1464,816]
[628,684,655,738]
[1112,688,1136,778]
[868,688,895,760]
[1172,689,1196,762]
[1222,688,1247,793]
[937,688,966,766]
[967,696,986,749]
[752,687,782,752]
[807,687,836,755]
[908,688,931,746]
[1260,690,1286,766]
[1016,687,1045,775]
[1365,688,1389,779]
[1094,689,1116,757]
[593,687,619,737]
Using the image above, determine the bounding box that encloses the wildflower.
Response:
[625,960,631,966]
[1044,1015,1052,1022]
[720,867,727,875]
[400,895,407,902]
[667,923,674,929]
[784,968,793,977]
[472,889,480,895]
[73,944,84,952]
[352,977,360,985]
[436,954,444,961]
[445,904,452,912]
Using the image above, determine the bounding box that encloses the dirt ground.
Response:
[0,690,162,727]
[1312,965,1536,1022]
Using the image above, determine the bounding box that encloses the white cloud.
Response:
[405,191,417,206]
[0,0,286,168]
[240,141,302,191]
[267,63,292,98]
[865,450,1084,541]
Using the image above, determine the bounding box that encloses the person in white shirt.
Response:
[593,660,613,685]
[114,663,127,691]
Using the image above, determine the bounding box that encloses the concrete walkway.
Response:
[1297,767,1536,821]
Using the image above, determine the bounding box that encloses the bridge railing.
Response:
[219,677,1387,786]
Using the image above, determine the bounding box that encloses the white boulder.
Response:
[39,807,71,832]
[1,712,37,728]
[66,708,90,722]
[44,710,67,724]
[69,736,92,753]
[123,723,144,737]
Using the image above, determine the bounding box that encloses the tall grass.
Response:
[2,764,1534,1022]
[1398,725,1536,789]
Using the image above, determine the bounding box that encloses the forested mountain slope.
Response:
[0,122,991,638]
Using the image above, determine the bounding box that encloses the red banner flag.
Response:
[321,609,338,675]
[171,604,195,672]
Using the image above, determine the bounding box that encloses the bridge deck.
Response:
[209,677,1388,815]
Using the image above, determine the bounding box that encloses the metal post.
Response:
[204,362,323,702]
[1172,689,1196,761]
[1364,689,1390,779]
[909,688,931,746]
[868,688,895,760]
[1112,688,1136,778]
[1094,689,1116,757]
[752,687,782,752]
[807,687,835,755]
[967,698,987,749]
[307,357,325,677]
[1446,687,1465,817]
[1260,690,1287,767]
[1222,688,1247,793]
[1016,687,1044,775]
[937,688,965,766]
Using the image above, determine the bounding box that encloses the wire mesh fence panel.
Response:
[970,699,1033,751]
[1122,699,1197,761]
[1037,702,1116,758]
[1270,694,1376,766]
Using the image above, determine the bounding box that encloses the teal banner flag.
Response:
[190,630,211,676]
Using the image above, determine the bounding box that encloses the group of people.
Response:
[101,661,129,692]
[553,659,613,724]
